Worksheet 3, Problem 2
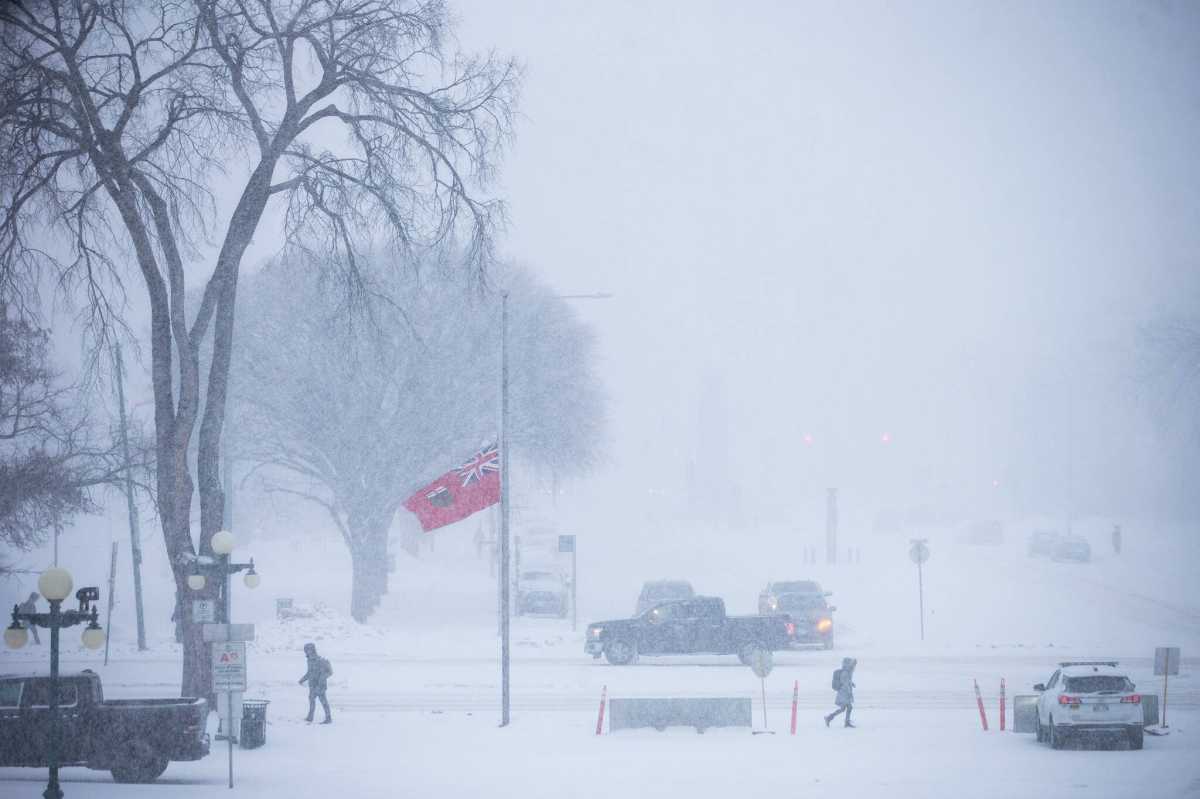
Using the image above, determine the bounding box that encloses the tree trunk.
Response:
[348,517,390,622]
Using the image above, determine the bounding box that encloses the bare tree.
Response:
[0,0,518,697]
[0,306,130,562]
[231,253,604,621]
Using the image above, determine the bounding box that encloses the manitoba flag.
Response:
[403,444,501,532]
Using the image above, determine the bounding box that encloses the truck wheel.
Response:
[605,639,636,665]
[1128,726,1143,750]
[111,739,168,783]
[1049,717,1065,750]
[1035,714,1044,743]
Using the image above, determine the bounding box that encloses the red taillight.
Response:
[785,622,796,636]
[1121,694,1141,704]
[1058,695,1081,706]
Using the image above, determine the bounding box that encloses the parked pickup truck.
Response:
[0,670,209,783]
[585,596,797,665]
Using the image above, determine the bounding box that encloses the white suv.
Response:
[1034,661,1144,750]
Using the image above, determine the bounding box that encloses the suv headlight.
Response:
[590,626,603,637]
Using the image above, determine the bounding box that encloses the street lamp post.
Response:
[6,568,106,799]
[185,529,258,787]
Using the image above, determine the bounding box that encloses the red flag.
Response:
[403,445,500,532]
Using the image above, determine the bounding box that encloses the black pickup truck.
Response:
[0,670,209,783]
[585,596,797,665]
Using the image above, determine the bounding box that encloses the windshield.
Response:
[779,594,827,611]
[644,583,691,599]
[1065,676,1134,693]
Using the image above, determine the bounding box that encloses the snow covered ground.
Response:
[2,513,1199,796]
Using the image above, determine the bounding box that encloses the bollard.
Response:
[790,680,799,735]
[999,678,1006,731]
[595,685,607,735]
[974,679,989,731]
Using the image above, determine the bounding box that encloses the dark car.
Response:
[635,579,695,616]
[0,670,209,783]
[586,596,797,665]
[518,570,568,617]
[1052,535,1092,563]
[759,582,836,649]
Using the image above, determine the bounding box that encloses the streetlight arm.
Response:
[12,605,99,630]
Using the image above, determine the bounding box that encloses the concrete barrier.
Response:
[608,697,752,733]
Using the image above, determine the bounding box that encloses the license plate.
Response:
[1093,704,1108,712]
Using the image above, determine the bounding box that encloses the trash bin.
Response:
[241,700,270,749]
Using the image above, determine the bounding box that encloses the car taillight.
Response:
[785,622,796,636]
[1121,694,1141,704]
[1058,695,1081,706]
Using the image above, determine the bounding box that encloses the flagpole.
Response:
[500,291,511,727]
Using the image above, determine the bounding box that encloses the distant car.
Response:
[1034,661,1144,750]
[518,570,568,617]
[635,580,695,616]
[1027,530,1062,557]
[1052,536,1091,563]
[759,582,835,648]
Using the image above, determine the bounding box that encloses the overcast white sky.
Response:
[441,0,1200,523]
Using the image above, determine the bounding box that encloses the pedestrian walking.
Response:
[299,642,333,724]
[18,593,41,644]
[824,657,857,728]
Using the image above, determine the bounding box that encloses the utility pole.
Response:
[499,291,511,727]
[114,343,148,651]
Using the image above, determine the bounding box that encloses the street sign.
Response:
[1155,647,1181,676]
[749,648,774,679]
[909,541,930,565]
[558,535,576,553]
[193,599,216,624]
[202,623,255,642]
[212,642,247,692]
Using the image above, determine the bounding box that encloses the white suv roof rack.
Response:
[1058,660,1118,669]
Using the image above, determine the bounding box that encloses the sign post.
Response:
[559,535,577,632]
[1154,646,1181,730]
[908,539,930,641]
[213,641,247,789]
[749,649,774,735]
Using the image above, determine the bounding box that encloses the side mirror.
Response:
[1033,683,1046,692]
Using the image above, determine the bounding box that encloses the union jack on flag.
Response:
[457,444,499,486]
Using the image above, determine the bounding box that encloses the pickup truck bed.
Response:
[0,671,209,783]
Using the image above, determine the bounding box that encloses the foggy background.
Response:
[12,0,1200,641]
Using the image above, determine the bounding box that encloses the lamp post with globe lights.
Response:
[6,567,105,799]
[185,530,258,766]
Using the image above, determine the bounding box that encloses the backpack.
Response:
[320,657,333,679]
[831,668,843,691]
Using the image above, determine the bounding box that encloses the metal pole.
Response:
[46,600,63,799]
[225,553,234,788]
[104,542,118,666]
[500,291,511,727]
[1162,670,1169,729]
[571,544,578,633]
[917,558,925,642]
[114,343,148,651]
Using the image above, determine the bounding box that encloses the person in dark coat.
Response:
[18,593,41,644]
[825,657,857,728]
[299,642,333,724]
